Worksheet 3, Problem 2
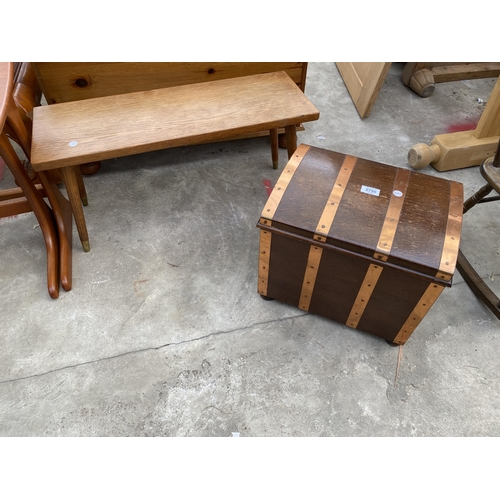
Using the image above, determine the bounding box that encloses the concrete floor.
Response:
[1,62,499,437]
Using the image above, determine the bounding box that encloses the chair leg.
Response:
[38,171,73,292]
[458,175,500,320]
[463,183,493,214]
[0,132,60,299]
[456,249,500,319]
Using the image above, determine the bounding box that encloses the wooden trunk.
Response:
[257,145,464,345]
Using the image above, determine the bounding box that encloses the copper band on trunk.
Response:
[298,245,323,311]
[436,181,463,281]
[314,155,357,242]
[257,228,272,296]
[260,143,310,222]
[346,263,384,328]
[392,283,445,345]
[374,168,411,261]
[347,168,410,328]
[258,144,310,296]
[299,154,357,310]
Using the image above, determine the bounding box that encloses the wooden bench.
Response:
[30,71,320,252]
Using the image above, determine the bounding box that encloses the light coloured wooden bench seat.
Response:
[31,71,320,252]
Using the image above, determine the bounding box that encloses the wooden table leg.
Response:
[270,128,279,169]
[60,165,90,252]
[285,124,298,159]
[0,132,60,299]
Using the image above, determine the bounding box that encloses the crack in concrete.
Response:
[0,313,309,385]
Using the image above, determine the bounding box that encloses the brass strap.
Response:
[374,168,411,261]
[298,154,357,310]
[346,263,384,329]
[298,245,323,311]
[346,168,410,328]
[260,143,310,222]
[314,155,357,242]
[257,228,273,296]
[258,144,310,296]
[392,283,445,345]
[436,182,463,281]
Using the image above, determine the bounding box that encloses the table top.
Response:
[0,62,14,130]
[31,71,320,171]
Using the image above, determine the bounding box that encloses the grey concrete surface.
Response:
[1,62,499,437]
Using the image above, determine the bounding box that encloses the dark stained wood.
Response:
[311,249,372,324]
[390,171,451,277]
[358,267,433,341]
[272,148,342,237]
[328,157,397,259]
[258,145,464,344]
[270,146,461,277]
[267,233,312,306]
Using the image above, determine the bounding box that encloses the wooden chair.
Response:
[0,62,73,299]
[456,139,500,319]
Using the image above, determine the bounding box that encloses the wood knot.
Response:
[73,76,91,88]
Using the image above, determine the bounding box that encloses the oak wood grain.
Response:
[31,71,319,171]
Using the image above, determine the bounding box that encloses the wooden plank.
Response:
[31,71,320,171]
[402,63,500,97]
[403,62,500,84]
[33,62,308,103]
[335,62,391,118]
[431,63,500,83]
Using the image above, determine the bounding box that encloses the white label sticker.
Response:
[393,190,403,197]
[361,185,380,196]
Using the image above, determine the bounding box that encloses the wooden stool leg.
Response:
[270,128,279,169]
[457,250,500,319]
[60,165,90,252]
[0,132,60,298]
[75,166,88,206]
[463,183,493,214]
[284,124,298,159]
